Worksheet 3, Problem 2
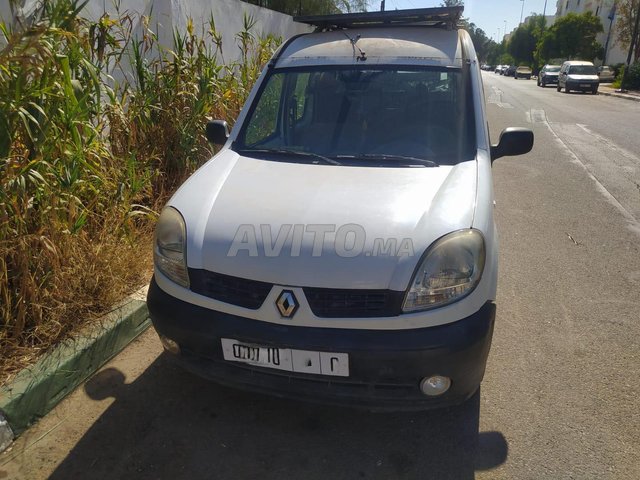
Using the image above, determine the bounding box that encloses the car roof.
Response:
[276,27,464,68]
[563,61,594,65]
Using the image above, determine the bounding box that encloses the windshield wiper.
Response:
[236,148,342,166]
[336,154,438,167]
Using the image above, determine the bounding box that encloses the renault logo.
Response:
[276,290,298,318]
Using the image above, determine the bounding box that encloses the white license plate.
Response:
[221,338,349,377]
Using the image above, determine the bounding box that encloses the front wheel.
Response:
[592,86,598,95]
[564,85,570,93]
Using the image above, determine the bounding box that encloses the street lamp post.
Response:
[603,4,617,66]
[520,0,525,25]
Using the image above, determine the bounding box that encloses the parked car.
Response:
[494,64,503,74]
[514,66,532,79]
[504,65,517,76]
[147,7,534,410]
[557,61,599,94]
[597,66,615,83]
[537,64,561,87]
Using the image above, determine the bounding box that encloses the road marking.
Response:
[575,124,640,164]
[487,86,513,109]
[530,109,547,123]
[542,120,640,236]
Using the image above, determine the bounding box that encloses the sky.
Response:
[382,0,555,42]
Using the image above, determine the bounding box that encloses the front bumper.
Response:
[147,277,496,410]
[567,81,599,91]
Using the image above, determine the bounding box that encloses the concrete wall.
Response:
[1,0,311,64]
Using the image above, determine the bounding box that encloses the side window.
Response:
[244,74,284,146]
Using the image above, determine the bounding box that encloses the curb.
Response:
[598,89,640,102]
[0,293,150,453]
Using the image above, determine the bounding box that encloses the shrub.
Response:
[0,0,280,381]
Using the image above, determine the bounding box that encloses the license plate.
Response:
[580,84,590,88]
[221,338,349,377]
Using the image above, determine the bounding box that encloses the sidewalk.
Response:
[598,85,640,102]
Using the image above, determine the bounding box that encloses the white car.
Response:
[558,60,600,94]
[148,7,534,409]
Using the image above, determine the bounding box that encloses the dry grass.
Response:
[0,1,280,384]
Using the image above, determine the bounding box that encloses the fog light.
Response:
[420,375,451,396]
[159,335,180,355]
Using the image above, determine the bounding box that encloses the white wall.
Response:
[1,0,312,64]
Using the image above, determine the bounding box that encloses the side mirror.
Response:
[205,120,230,145]
[491,127,534,161]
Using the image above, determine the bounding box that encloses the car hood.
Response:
[169,150,477,290]
[544,72,559,76]
[568,74,599,81]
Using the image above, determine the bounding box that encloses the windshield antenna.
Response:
[342,32,366,61]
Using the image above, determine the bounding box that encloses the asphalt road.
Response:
[2,73,640,480]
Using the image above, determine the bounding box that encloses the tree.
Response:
[507,15,544,66]
[440,0,464,6]
[616,0,640,63]
[539,12,603,61]
[465,22,492,61]
[486,40,505,65]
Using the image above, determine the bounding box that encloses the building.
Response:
[555,0,627,65]
[523,14,557,27]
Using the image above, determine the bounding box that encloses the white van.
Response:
[147,7,534,409]
[557,60,600,94]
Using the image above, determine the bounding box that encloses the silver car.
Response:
[597,66,615,83]
[537,64,560,87]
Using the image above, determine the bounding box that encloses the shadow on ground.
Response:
[49,354,507,479]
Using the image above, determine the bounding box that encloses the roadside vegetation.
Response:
[480,0,639,90]
[0,0,280,382]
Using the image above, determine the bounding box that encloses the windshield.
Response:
[235,67,475,166]
[569,65,597,75]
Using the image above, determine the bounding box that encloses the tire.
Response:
[537,78,541,86]
[592,86,598,95]
[541,80,546,87]
[564,85,570,93]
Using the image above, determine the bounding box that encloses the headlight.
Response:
[403,229,485,312]
[154,207,189,288]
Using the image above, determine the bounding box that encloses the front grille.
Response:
[189,269,272,309]
[189,269,404,317]
[303,287,404,318]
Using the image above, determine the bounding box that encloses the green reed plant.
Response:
[0,0,281,380]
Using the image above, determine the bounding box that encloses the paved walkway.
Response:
[599,84,640,102]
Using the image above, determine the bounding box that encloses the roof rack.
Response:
[294,7,463,31]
